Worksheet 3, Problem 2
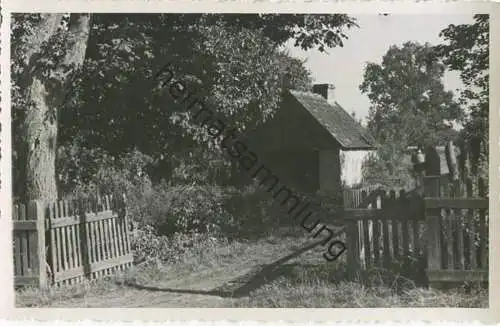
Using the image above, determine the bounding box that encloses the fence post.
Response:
[31,200,47,288]
[347,220,360,280]
[424,175,441,288]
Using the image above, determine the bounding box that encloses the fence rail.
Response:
[342,177,489,285]
[425,177,489,284]
[13,195,133,288]
[344,188,425,273]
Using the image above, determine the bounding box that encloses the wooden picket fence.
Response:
[343,188,426,274]
[13,195,134,288]
[425,176,489,284]
[342,184,383,209]
[342,176,489,285]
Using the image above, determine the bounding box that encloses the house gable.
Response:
[288,90,377,150]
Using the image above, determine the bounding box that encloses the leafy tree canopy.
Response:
[10,14,357,189]
[360,42,463,187]
[435,14,489,174]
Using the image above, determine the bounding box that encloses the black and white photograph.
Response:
[5,9,493,311]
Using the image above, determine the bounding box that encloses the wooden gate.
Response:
[424,176,489,284]
[342,177,489,286]
[343,189,425,276]
[13,195,134,288]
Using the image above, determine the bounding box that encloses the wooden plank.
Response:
[478,178,488,268]
[342,208,424,221]
[59,202,69,272]
[64,200,72,271]
[466,179,476,269]
[103,218,111,260]
[27,203,38,276]
[48,203,58,276]
[95,219,103,262]
[115,218,127,255]
[425,176,442,274]
[12,205,22,277]
[89,220,98,263]
[400,191,410,260]
[444,208,454,270]
[18,204,28,276]
[389,190,400,261]
[26,201,47,288]
[68,201,77,269]
[102,218,110,260]
[36,201,48,287]
[109,214,118,259]
[67,224,76,270]
[55,227,63,273]
[19,203,26,221]
[74,222,82,268]
[103,220,110,262]
[103,195,110,211]
[373,219,381,268]
[47,203,56,277]
[117,206,127,256]
[400,190,410,254]
[105,217,114,260]
[425,198,488,209]
[84,209,93,264]
[122,195,132,254]
[113,216,123,257]
[453,180,464,270]
[426,269,488,283]
[362,219,371,268]
[14,276,40,287]
[55,203,64,272]
[77,200,88,272]
[50,211,115,228]
[346,221,360,279]
[412,219,420,256]
[86,219,94,264]
[53,254,134,282]
[13,221,39,230]
[454,208,465,270]
[376,192,387,268]
[380,219,390,268]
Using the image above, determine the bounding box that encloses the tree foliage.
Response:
[360,42,462,187]
[435,15,489,175]
[53,14,355,189]
[12,13,358,198]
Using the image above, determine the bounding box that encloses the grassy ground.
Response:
[16,229,488,308]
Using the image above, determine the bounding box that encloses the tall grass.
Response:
[16,232,488,308]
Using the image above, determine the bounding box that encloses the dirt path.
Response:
[45,238,325,308]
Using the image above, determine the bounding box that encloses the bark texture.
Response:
[20,14,91,202]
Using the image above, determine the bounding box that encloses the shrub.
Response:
[58,144,298,242]
[130,224,223,264]
[222,185,281,237]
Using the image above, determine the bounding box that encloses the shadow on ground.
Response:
[122,239,327,298]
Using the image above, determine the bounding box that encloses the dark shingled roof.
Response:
[288,90,377,150]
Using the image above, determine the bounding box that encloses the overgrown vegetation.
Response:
[16,233,488,308]
[360,15,489,187]
[12,13,489,307]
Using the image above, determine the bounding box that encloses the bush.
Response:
[223,184,283,237]
[145,182,231,236]
[58,144,304,261]
[130,224,223,264]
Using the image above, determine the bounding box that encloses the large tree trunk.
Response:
[19,14,91,202]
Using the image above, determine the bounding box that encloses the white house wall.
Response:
[341,150,373,187]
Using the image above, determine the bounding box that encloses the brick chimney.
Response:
[313,84,335,101]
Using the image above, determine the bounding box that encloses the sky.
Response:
[285,14,476,124]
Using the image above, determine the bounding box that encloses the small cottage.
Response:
[245,84,377,203]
